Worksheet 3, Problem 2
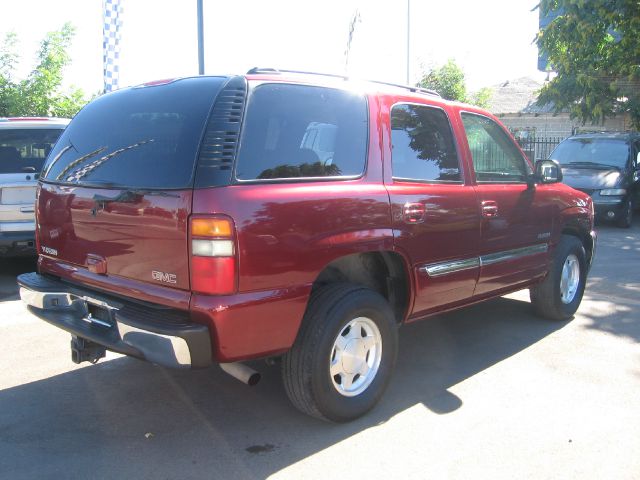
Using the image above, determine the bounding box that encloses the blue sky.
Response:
[1,0,545,94]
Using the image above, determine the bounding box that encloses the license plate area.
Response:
[81,301,117,328]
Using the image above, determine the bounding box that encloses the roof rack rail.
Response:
[246,67,441,98]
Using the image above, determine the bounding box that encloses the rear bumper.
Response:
[17,272,212,368]
[0,230,36,256]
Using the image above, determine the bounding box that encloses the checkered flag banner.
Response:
[103,0,123,93]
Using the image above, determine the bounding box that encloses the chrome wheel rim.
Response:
[560,254,580,304]
[330,317,382,397]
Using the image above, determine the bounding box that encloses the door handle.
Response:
[481,200,498,218]
[402,202,426,224]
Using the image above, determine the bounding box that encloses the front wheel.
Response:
[282,283,398,422]
[530,235,587,321]
[617,198,633,228]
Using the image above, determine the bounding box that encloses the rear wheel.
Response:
[530,235,587,321]
[282,283,398,422]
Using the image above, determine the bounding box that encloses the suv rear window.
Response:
[42,77,226,189]
[234,84,368,181]
[0,129,64,174]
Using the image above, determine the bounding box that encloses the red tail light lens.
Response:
[189,216,237,295]
[191,257,236,294]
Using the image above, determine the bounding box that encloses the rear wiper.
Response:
[56,146,108,181]
[62,140,154,183]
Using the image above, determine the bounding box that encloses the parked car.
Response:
[18,71,595,422]
[549,132,640,228]
[0,117,70,256]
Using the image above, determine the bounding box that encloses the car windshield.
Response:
[0,128,64,174]
[550,138,629,169]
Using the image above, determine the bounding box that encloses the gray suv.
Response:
[0,117,69,256]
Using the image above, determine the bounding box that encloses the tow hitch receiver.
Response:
[71,336,106,364]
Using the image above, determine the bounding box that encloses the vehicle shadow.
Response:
[0,296,566,480]
[580,221,640,343]
[0,257,36,302]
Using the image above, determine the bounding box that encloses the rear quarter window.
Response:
[234,84,368,181]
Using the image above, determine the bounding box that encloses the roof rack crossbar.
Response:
[246,67,441,98]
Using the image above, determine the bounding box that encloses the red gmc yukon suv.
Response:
[18,70,596,422]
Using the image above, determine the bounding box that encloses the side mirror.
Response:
[534,159,563,184]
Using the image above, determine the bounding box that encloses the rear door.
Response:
[37,77,226,290]
[386,103,481,317]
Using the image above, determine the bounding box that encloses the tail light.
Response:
[189,216,237,295]
[35,185,41,255]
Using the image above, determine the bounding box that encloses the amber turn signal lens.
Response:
[191,218,233,237]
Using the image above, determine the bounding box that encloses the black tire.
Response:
[530,235,587,321]
[282,283,398,422]
[616,198,633,228]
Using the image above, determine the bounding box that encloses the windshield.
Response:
[550,138,630,168]
[42,77,225,189]
[0,128,64,174]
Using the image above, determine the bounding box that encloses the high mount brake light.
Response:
[141,78,177,87]
[189,216,237,295]
[7,117,50,121]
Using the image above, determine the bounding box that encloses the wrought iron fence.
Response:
[511,134,565,163]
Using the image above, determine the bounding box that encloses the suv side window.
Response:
[461,113,531,183]
[390,104,461,182]
[235,84,367,181]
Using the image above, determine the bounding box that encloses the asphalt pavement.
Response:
[1,220,639,480]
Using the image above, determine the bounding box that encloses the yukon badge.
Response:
[152,270,177,284]
[41,245,58,256]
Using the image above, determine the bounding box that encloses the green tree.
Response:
[537,0,640,128]
[417,59,492,108]
[0,23,89,118]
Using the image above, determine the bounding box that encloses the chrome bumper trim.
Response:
[19,286,192,368]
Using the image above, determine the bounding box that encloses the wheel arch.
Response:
[559,210,595,268]
[311,251,412,324]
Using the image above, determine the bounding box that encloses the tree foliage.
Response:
[417,59,493,108]
[0,23,88,118]
[537,0,640,128]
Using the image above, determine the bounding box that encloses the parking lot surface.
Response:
[1,220,639,480]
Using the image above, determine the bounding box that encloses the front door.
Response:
[460,112,553,296]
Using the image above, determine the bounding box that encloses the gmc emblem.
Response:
[152,270,177,284]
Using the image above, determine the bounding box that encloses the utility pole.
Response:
[344,9,361,75]
[197,0,204,75]
[406,0,410,84]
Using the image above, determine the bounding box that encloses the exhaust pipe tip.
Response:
[220,362,261,386]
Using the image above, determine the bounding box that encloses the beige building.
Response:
[488,77,632,140]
